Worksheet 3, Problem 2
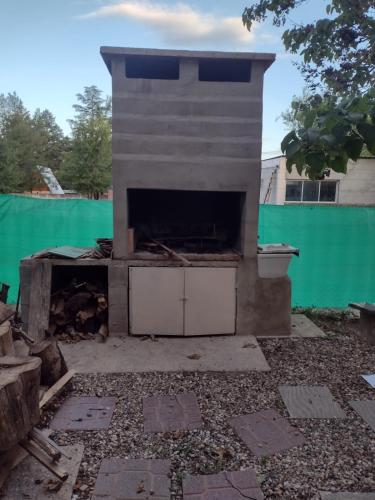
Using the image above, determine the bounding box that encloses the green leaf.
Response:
[281,130,297,153]
[357,123,375,151]
[306,128,320,142]
[331,123,351,141]
[320,134,336,145]
[327,153,348,173]
[305,151,325,170]
[344,135,364,160]
[286,157,294,173]
[285,140,301,157]
[304,110,316,128]
[347,112,365,123]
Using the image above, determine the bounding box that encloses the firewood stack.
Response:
[0,312,72,489]
[49,279,108,342]
[91,238,113,258]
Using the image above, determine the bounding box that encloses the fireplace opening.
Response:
[128,189,245,254]
[48,265,108,341]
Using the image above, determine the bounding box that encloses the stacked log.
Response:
[49,280,108,341]
[0,322,41,453]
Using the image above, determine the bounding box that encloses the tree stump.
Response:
[0,322,15,356]
[0,356,41,452]
[30,339,67,387]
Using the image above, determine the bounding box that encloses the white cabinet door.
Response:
[129,267,184,335]
[184,267,236,336]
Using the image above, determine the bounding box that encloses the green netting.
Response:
[258,204,375,308]
[0,195,113,303]
[1,194,375,307]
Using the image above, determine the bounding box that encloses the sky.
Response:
[0,0,328,156]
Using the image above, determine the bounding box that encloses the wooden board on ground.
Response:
[0,444,84,500]
[39,369,75,409]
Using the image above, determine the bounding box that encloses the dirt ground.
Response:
[38,311,375,499]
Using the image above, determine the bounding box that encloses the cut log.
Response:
[0,356,41,452]
[0,321,15,356]
[30,339,67,386]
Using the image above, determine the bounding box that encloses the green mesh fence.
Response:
[1,194,375,307]
[0,195,113,303]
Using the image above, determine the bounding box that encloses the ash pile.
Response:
[49,280,108,342]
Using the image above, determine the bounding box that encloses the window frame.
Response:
[285,179,339,204]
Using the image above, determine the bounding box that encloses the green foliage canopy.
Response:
[60,86,112,199]
[243,0,375,179]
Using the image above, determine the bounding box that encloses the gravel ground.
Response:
[40,311,375,500]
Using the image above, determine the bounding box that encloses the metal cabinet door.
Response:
[184,267,236,336]
[129,267,184,335]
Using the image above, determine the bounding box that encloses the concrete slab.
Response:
[2,444,83,500]
[320,493,375,499]
[183,469,264,499]
[50,396,116,431]
[60,335,270,373]
[92,458,171,500]
[230,408,305,457]
[143,393,203,433]
[349,400,375,431]
[279,385,346,419]
[257,314,325,339]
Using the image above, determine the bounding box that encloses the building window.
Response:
[198,59,251,82]
[125,55,180,80]
[285,180,338,203]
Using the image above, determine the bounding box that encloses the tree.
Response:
[0,94,37,192]
[0,93,68,193]
[243,0,375,179]
[32,109,69,174]
[60,86,111,198]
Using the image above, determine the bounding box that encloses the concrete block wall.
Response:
[101,47,275,261]
[101,47,277,336]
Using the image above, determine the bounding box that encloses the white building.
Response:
[260,155,375,205]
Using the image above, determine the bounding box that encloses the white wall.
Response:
[260,156,286,204]
[261,156,375,205]
[338,159,375,205]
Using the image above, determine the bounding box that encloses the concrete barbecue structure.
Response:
[21,46,294,339]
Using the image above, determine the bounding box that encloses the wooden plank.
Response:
[20,439,68,481]
[27,260,52,341]
[151,239,192,266]
[30,428,71,460]
[349,302,375,314]
[39,369,76,409]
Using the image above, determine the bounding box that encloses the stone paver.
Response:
[92,458,171,500]
[279,385,345,418]
[349,400,375,431]
[183,469,264,499]
[143,392,203,432]
[50,396,116,431]
[320,492,375,499]
[230,408,305,457]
